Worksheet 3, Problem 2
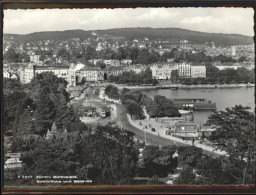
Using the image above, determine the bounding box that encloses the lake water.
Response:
[141,87,255,125]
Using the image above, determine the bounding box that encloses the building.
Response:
[103,59,121,66]
[170,121,199,138]
[30,55,40,63]
[198,126,216,139]
[121,59,132,65]
[10,74,18,80]
[19,64,34,83]
[19,64,72,84]
[68,63,77,87]
[178,62,191,77]
[34,65,69,79]
[76,67,104,82]
[150,63,178,80]
[78,106,97,117]
[88,59,103,65]
[190,65,206,78]
[3,71,10,78]
[104,66,125,78]
[231,46,236,56]
[125,64,147,74]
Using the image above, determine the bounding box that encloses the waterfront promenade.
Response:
[98,89,227,156]
[115,83,253,90]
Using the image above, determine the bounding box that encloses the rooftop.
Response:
[175,121,198,126]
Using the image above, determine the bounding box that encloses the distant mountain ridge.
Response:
[4,28,253,46]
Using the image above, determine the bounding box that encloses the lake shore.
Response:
[116,83,253,90]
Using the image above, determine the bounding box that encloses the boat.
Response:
[172,98,216,110]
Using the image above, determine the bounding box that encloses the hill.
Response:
[4,28,253,46]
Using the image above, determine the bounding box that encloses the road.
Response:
[70,86,222,157]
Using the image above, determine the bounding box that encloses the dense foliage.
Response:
[3,73,86,138]
[108,67,158,85]
[178,66,255,85]
[78,125,139,185]
[3,48,30,63]
[206,105,256,184]
[104,84,120,100]
[137,145,178,178]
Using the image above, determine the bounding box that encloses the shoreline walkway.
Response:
[98,89,227,156]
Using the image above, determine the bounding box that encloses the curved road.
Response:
[71,86,222,157]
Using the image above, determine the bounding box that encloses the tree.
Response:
[218,68,238,83]
[174,165,196,185]
[4,48,20,63]
[80,125,139,185]
[206,65,220,82]
[139,145,178,178]
[154,95,167,106]
[55,105,77,132]
[236,67,250,83]
[154,95,181,117]
[104,85,120,100]
[20,138,80,183]
[177,146,203,167]
[130,47,139,61]
[121,90,143,104]
[123,99,145,120]
[195,156,231,185]
[96,61,106,70]
[34,86,56,136]
[56,48,71,61]
[162,99,181,117]
[206,105,256,184]
[238,56,246,62]
[171,69,179,83]
[136,49,151,64]
[248,68,255,83]
[84,46,97,60]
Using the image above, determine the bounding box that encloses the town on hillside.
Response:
[3,8,256,191]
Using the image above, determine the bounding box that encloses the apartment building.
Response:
[77,67,104,82]
[190,65,206,78]
[150,63,178,80]
[30,55,40,63]
[178,62,191,77]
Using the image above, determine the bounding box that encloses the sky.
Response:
[3,8,254,36]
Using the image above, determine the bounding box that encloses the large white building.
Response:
[19,64,76,86]
[76,67,104,82]
[124,64,147,74]
[30,55,40,63]
[150,63,178,80]
[178,62,191,77]
[190,65,206,78]
[149,62,206,79]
